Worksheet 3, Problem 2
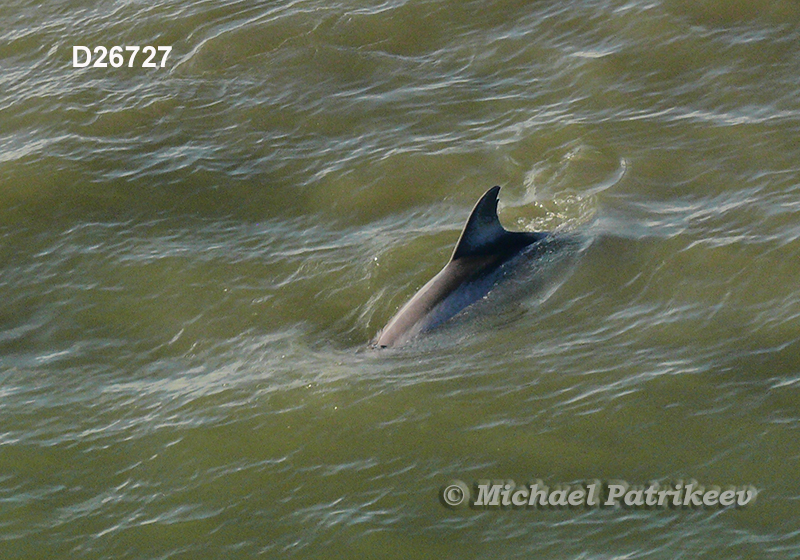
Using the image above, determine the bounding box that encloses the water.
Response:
[3,0,800,558]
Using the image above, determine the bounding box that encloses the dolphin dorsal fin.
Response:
[452,186,508,259]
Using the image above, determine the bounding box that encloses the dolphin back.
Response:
[371,186,549,348]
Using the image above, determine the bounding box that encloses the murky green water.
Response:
[3,0,800,558]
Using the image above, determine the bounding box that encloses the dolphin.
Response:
[371,186,552,348]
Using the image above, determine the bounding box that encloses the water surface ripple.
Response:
[2,0,800,558]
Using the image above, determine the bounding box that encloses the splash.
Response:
[501,148,628,233]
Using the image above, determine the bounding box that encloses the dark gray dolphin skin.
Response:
[371,186,549,348]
